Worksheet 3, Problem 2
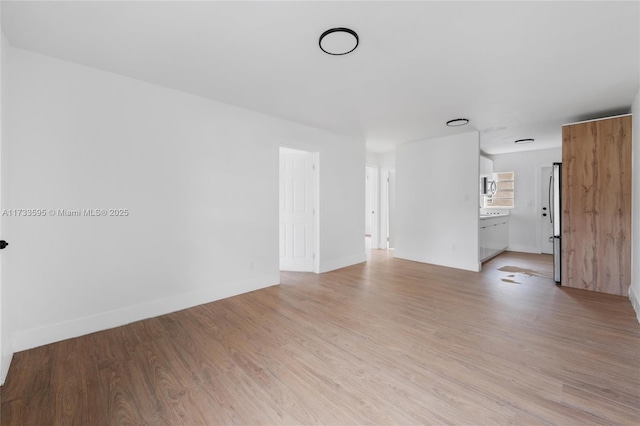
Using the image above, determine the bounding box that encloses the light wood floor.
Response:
[2,249,640,425]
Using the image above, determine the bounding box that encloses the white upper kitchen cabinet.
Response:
[480,155,494,176]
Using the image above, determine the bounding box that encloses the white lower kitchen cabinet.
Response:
[479,216,509,262]
[479,226,489,260]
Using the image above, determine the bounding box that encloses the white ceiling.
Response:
[2,1,639,155]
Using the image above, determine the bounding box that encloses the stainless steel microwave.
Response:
[481,176,496,195]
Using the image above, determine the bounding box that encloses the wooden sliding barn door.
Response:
[561,115,631,295]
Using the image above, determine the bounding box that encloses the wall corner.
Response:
[630,285,640,325]
[1,347,13,385]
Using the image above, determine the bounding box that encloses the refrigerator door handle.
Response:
[548,175,553,224]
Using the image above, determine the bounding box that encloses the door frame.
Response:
[379,167,395,249]
[279,146,320,273]
[0,22,7,384]
[365,165,380,249]
[538,163,555,254]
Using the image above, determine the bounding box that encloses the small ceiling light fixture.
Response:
[446,118,470,127]
[319,27,359,55]
[514,138,535,144]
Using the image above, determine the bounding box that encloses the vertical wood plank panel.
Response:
[595,116,631,295]
[561,115,631,295]
[562,122,596,290]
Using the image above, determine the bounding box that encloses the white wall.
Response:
[0,6,11,385]
[631,89,640,323]
[365,151,379,166]
[395,132,480,272]
[379,151,396,169]
[365,151,395,169]
[3,46,365,354]
[492,148,562,253]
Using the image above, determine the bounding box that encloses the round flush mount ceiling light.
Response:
[446,118,470,127]
[319,28,359,55]
[514,138,535,144]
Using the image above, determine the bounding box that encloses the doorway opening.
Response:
[365,166,378,251]
[386,170,396,249]
[365,167,395,253]
[279,147,319,273]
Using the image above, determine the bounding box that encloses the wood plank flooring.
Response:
[2,249,640,425]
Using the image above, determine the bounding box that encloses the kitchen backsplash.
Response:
[480,208,509,216]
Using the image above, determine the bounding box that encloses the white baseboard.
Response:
[11,273,280,353]
[506,245,542,254]
[394,250,481,272]
[319,253,366,273]
[1,350,13,386]
[629,285,640,325]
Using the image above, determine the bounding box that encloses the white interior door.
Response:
[540,166,553,254]
[279,148,316,272]
[387,171,396,248]
[365,167,373,236]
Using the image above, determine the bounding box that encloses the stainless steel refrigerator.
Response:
[551,163,561,283]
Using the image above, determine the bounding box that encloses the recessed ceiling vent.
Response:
[319,28,359,55]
